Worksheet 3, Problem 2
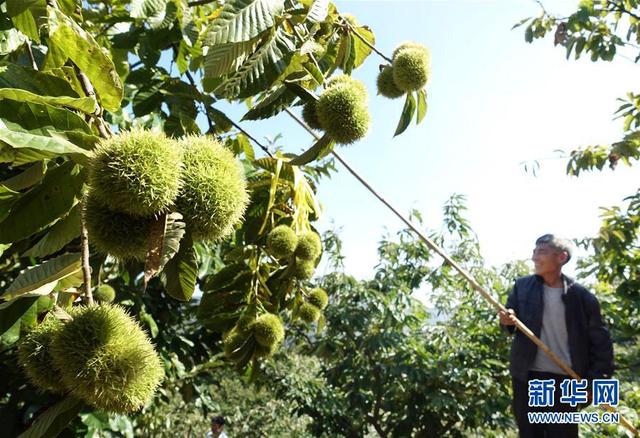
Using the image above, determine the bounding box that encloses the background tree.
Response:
[286,196,530,437]
[518,1,640,434]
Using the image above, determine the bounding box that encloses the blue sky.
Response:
[219,0,640,281]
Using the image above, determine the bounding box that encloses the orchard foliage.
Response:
[520,1,640,434]
[291,196,530,437]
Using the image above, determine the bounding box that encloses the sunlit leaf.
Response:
[2,253,81,301]
[48,8,123,111]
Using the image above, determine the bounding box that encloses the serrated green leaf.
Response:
[203,37,259,79]
[6,0,42,17]
[302,60,324,86]
[0,161,84,243]
[0,161,45,191]
[351,25,374,69]
[394,92,416,137]
[6,0,46,44]
[253,156,295,182]
[48,8,123,111]
[0,88,97,113]
[131,0,168,28]
[0,118,91,161]
[0,317,21,351]
[164,233,197,301]
[0,61,83,98]
[0,296,38,336]
[160,212,187,268]
[206,106,234,132]
[290,134,334,165]
[0,185,21,222]
[201,263,247,291]
[306,0,329,23]
[57,0,82,21]
[2,253,81,301]
[140,308,159,338]
[178,2,198,46]
[55,268,83,291]
[276,51,308,83]
[200,289,247,311]
[200,309,242,332]
[144,212,186,288]
[204,0,284,46]
[0,25,26,56]
[218,28,295,99]
[42,40,68,69]
[336,33,352,73]
[0,91,93,136]
[0,144,15,163]
[242,86,297,120]
[283,80,318,104]
[416,89,427,124]
[17,396,84,438]
[19,297,38,330]
[240,134,255,161]
[25,203,81,258]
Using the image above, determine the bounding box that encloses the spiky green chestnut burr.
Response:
[175,136,249,241]
[295,231,322,261]
[94,284,116,303]
[89,128,182,216]
[326,74,368,99]
[252,313,284,349]
[266,225,298,259]
[302,101,323,131]
[50,304,164,413]
[392,45,430,92]
[392,41,427,59]
[17,316,66,394]
[223,328,251,361]
[254,342,278,358]
[307,288,329,310]
[84,194,152,261]
[293,259,316,280]
[298,302,321,323]
[376,66,404,99]
[316,82,370,145]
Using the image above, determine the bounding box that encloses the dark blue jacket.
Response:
[503,274,614,382]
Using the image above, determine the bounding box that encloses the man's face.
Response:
[532,243,566,276]
[211,423,222,434]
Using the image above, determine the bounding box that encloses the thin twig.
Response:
[534,0,550,16]
[609,1,640,21]
[26,41,38,70]
[284,106,640,436]
[228,117,273,157]
[341,16,393,64]
[187,0,216,6]
[182,69,214,133]
[79,205,94,306]
[75,67,111,138]
[74,66,113,305]
[290,22,324,77]
[181,67,272,157]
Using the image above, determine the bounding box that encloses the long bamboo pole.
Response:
[283,108,639,437]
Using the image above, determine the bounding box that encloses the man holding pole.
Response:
[499,234,614,438]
